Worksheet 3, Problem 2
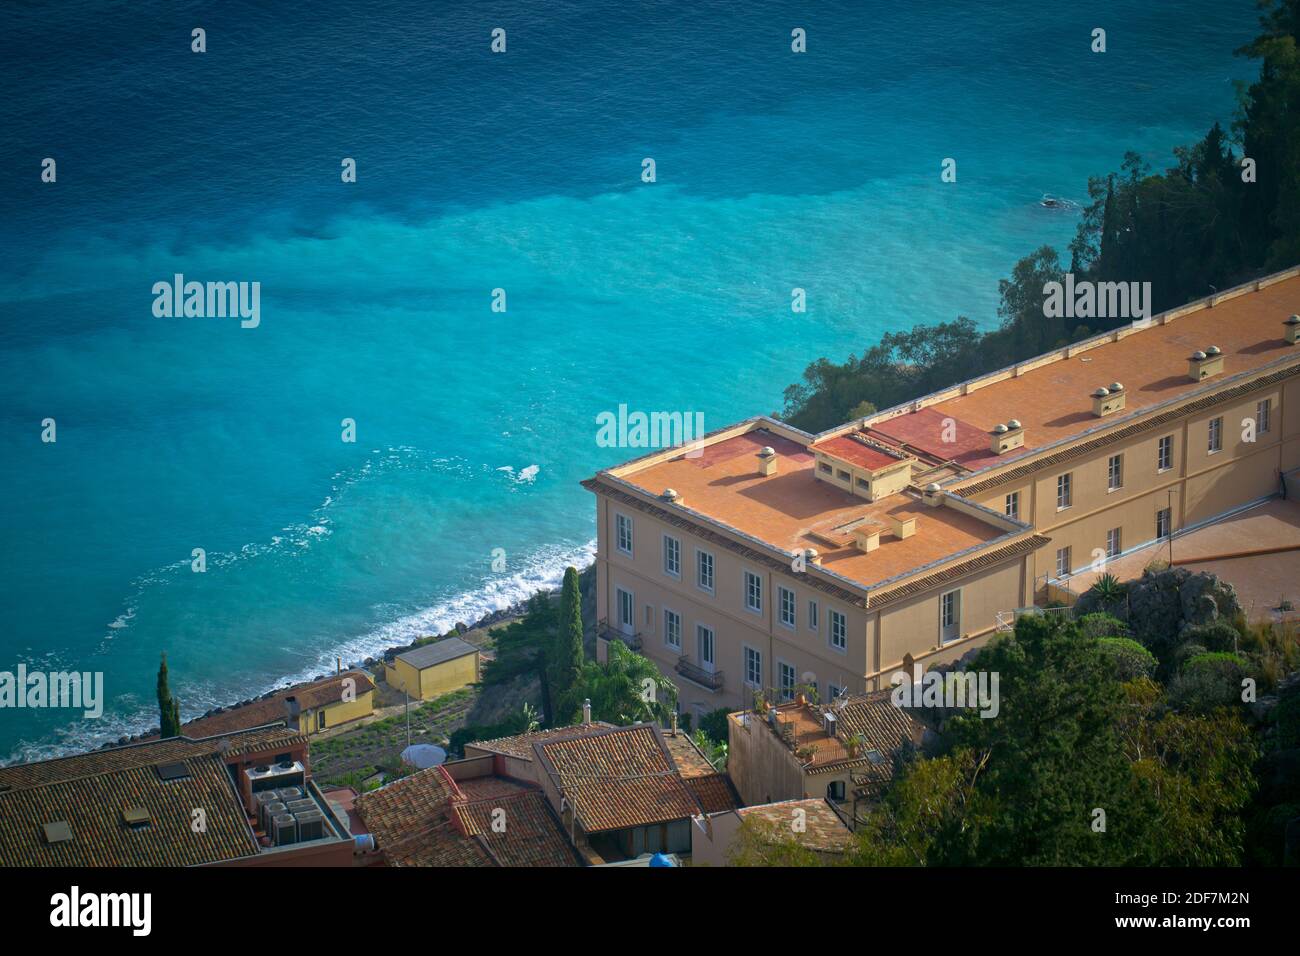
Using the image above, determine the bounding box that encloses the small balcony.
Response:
[675,656,724,692]
[597,621,642,652]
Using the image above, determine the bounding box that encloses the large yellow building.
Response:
[585,267,1300,720]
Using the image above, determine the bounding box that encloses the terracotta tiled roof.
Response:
[736,798,853,853]
[809,434,908,471]
[601,429,1009,593]
[687,772,741,814]
[0,753,259,867]
[661,730,716,778]
[355,767,488,867]
[179,671,375,739]
[534,724,701,834]
[0,727,310,867]
[354,765,579,867]
[951,361,1300,497]
[454,791,582,867]
[0,726,307,791]
[865,533,1050,608]
[759,691,923,778]
[464,722,616,761]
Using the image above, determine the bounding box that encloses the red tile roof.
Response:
[809,434,906,471]
[534,724,702,834]
[179,671,374,739]
[354,765,579,867]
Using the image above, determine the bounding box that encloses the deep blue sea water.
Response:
[0,0,1258,760]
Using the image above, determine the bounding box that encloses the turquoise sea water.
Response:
[0,0,1259,760]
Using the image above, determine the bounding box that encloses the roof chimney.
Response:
[889,515,917,539]
[1286,314,1300,345]
[851,525,881,553]
[284,696,300,726]
[989,420,1025,454]
[757,445,777,477]
[1091,383,1126,417]
[1188,346,1224,382]
[670,712,678,736]
[659,487,683,506]
[582,698,592,724]
[922,482,943,507]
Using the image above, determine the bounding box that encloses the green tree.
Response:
[157,652,182,738]
[549,567,585,720]
[567,641,677,726]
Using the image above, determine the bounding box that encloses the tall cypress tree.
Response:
[550,567,585,722]
[157,652,181,738]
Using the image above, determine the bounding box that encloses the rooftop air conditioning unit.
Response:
[823,712,838,737]
[293,811,326,842]
[274,786,304,802]
[261,801,286,831]
[246,762,305,792]
[270,813,298,847]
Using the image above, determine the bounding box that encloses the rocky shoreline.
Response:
[103,594,537,751]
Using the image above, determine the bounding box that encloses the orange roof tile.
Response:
[884,274,1300,471]
[616,429,1005,590]
[179,671,374,739]
[808,434,906,471]
[534,724,701,834]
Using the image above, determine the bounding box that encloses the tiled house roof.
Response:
[454,791,583,867]
[464,722,615,760]
[354,765,578,867]
[0,754,258,867]
[534,724,701,833]
[179,671,375,739]
[686,773,741,814]
[737,798,853,853]
[0,726,308,867]
[0,726,306,791]
[662,730,716,778]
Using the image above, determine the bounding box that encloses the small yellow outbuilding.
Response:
[384,636,480,700]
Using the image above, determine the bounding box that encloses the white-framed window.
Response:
[744,570,763,614]
[1106,527,1122,559]
[697,624,715,668]
[1107,454,1123,492]
[836,468,851,482]
[1004,491,1019,521]
[808,600,819,633]
[616,587,634,631]
[1208,416,1222,453]
[1056,472,1072,510]
[662,534,680,578]
[664,608,681,650]
[818,461,833,475]
[1258,398,1272,434]
[615,513,633,555]
[744,646,763,688]
[696,549,714,593]
[1055,546,1072,578]
[1157,435,1173,472]
[940,589,961,643]
[1156,507,1171,539]
[778,586,796,629]
[829,609,847,652]
[778,661,797,701]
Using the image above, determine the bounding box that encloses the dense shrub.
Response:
[1098,637,1157,680]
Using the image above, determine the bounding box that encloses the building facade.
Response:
[585,268,1300,719]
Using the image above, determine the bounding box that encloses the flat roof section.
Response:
[871,274,1300,468]
[619,428,1006,590]
[393,636,478,670]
